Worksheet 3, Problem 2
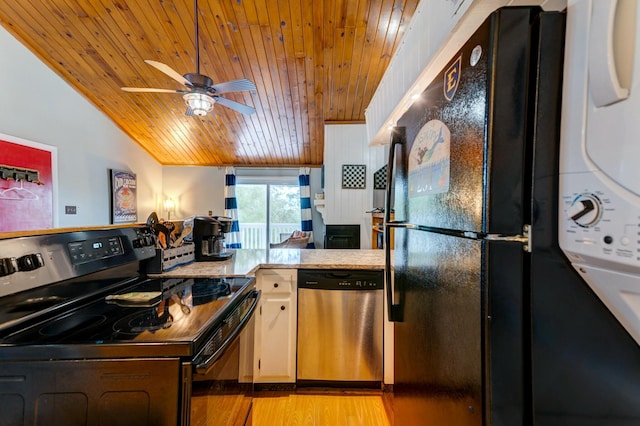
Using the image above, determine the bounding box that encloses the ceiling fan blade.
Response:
[209,78,256,94]
[144,60,191,87]
[214,96,256,115]
[121,87,185,93]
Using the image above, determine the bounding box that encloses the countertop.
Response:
[149,248,385,278]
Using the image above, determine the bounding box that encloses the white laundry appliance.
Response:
[553,1,640,423]
[559,0,640,346]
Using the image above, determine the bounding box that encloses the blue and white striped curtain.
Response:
[224,167,242,249]
[299,167,314,248]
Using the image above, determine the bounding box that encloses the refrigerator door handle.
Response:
[384,126,405,224]
[384,241,402,322]
[484,225,531,252]
[389,222,530,250]
[385,127,405,322]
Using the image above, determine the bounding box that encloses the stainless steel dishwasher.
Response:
[297,269,383,386]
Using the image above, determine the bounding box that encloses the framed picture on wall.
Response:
[342,164,366,189]
[0,132,57,232]
[110,169,137,224]
[374,164,387,190]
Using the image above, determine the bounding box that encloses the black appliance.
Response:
[0,226,259,426]
[385,6,640,426]
[324,224,360,249]
[193,216,234,261]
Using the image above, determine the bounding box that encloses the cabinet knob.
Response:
[280,305,286,310]
[273,283,279,288]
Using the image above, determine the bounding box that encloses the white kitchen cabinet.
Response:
[253,269,297,383]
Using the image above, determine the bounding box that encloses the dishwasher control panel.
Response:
[297,269,383,290]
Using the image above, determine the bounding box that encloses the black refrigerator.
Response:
[384,6,640,426]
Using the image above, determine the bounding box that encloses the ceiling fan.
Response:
[121,0,256,117]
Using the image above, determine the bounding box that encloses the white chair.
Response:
[270,231,311,248]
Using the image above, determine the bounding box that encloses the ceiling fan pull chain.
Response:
[194,0,200,75]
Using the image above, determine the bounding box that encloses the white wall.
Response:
[324,124,386,248]
[0,26,162,228]
[162,166,226,220]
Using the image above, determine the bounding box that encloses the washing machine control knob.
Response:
[567,194,601,227]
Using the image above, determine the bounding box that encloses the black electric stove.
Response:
[0,226,259,426]
[0,227,256,359]
[0,276,254,357]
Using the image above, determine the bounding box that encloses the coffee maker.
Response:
[193,216,235,261]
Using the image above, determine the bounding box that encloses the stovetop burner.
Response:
[114,303,174,334]
[40,313,108,338]
[0,275,255,349]
[110,281,235,334]
[192,282,231,304]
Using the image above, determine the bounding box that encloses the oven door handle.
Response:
[194,289,261,374]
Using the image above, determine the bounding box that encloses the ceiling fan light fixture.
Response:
[183,93,215,116]
[122,0,256,117]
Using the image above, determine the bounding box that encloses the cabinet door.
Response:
[254,269,297,383]
[254,296,296,382]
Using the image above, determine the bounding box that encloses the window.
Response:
[236,174,299,249]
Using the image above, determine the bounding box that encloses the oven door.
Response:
[188,289,260,426]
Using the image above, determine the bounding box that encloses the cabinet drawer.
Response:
[258,270,295,294]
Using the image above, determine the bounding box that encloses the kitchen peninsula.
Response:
[150,248,385,278]
[152,247,389,388]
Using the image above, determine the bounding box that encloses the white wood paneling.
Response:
[365,0,567,146]
[365,0,467,145]
[323,124,385,248]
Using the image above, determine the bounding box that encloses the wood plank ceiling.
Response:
[0,0,419,167]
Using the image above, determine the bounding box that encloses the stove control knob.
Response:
[567,193,602,228]
[0,257,18,276]
[17,253,45,271]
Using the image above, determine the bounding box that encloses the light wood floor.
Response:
[192,389,392,426]
[251,390,391,426]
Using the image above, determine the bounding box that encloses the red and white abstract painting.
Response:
[0,133,57,232]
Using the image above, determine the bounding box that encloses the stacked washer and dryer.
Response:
[559,0,640,349]
[539,0,640,423]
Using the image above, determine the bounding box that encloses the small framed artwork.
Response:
[110,169,137,224]
[374,165,387,190]
[0,132,57,232]
[342,164,366,189]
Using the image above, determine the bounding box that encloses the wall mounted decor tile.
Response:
[373,165,387,190]
[342,164,366,189]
